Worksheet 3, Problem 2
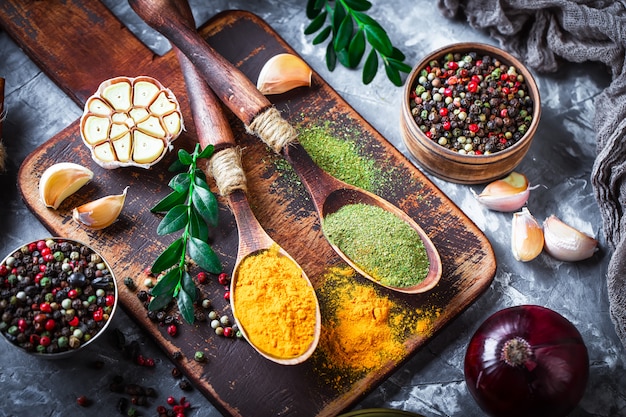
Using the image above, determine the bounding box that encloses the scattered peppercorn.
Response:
[179,379,192,391]
[194,351,206,362]
[76,395,90,407]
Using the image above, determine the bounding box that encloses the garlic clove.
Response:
[39,162,94,209]
[543,215,598,261]
[80,76,183,169]
[256,53,313,95]
[472,171,530,212]
[511,207,544,262]
[72,186,128,230]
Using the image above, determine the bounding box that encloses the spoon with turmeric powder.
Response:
[173,19,321,365]
[130,0,442,294]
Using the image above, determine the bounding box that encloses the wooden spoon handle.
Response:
[129,0,270,126]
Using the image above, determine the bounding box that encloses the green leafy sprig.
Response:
[304,0,413,86]
[149,144,222,324]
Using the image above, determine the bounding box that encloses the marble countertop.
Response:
[0,1,624,416]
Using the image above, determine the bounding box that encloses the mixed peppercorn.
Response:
[409,51,534,155]
[0,239,116,354]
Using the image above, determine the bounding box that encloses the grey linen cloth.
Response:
[437,0,626,349]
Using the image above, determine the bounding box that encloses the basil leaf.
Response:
[192,183,218,227]
[348,29,366,68]
[148,293,174,312]
[178,148,193,165]
[169,172,191,193]
[188,236,222,273]
[151,190,187,213]
[305,10,327,34]
[313,25,332,45]
[364,24,393,56]
[177,287,196,324]
[157,204,189,235]
[343,0,372,11]
[198,144,214,160]
[333,15,352,52]
[151,238,184,273]
[363,49,379,84]
[150,267,181,297]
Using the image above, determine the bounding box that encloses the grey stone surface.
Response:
[0,1,624,416]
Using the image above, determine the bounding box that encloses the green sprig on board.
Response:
[304,0,412,86]
[149,144,222,324]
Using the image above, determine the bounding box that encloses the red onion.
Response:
[464,305,589,417]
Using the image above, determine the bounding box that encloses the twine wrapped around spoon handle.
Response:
[128,0,298,154]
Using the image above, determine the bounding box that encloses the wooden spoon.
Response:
[129,0,442,294]
[173,29,320,365]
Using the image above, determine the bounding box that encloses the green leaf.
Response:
[326,42,337,71]
[198,144,214,160]
[363,49,379,84]
[348,29,366,67]
[157,204,189,235]
[305,10,328,35]
[306,0,325,18]
[188,237,222,273]
[168,159,186,173]
[384,62,403,86]
[151,190,187,213]
[333,15,353,52]
[386,57,412,74]
[364,24,393,56]
[312,25,332,45]
[148,293,174,312]
[343,0,372,11]
[151,238,184,273]
[169,172,191,194]
[188,208,209,242]
[331,1,346,35]
[194,168,208,183]
[337,48,351,68]
[352,10,384,30]
[177,287,195,324]
[178,148,193,165]
[192,183,219,227]
[180,270,197,299]
[389,46,406,61]
[150,267,181,297]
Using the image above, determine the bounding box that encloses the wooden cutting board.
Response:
[1,2,496,416]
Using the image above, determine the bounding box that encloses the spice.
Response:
[322,203,429,288]
[409,51,534,154]
[313,267,440,387]
[233,244,318,359]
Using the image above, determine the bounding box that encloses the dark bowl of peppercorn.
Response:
[401,42,541,184]
[0,237,119,359]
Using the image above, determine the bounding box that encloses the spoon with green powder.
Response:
[130,0,442,294]
[173,20,321,365]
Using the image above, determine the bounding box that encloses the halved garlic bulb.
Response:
[472,172,530,212]
[543,215,598,261]
[72,187,128,230]
[80,76,183,169]
[39,162,94,209]
[511,207,544,262]
[256,53,312,95]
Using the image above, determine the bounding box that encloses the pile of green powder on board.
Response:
[322,203,429,288]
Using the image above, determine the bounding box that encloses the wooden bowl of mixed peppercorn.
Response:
[400,42,541,184]
[0,237,118,359]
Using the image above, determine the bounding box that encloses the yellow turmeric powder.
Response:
[233,244,318,359]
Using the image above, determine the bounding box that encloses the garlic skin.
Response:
[39,162,94,209]
[511,207,544,262]
[72,186,128,230]
[543,215,598,261]
[256,53,312,95]
[472,171,530,212]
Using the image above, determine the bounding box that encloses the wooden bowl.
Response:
[0,237,119,359]
[400,42,541,184]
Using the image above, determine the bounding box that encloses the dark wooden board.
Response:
[1,2,496,416]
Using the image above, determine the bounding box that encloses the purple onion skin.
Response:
[464,305,589,417]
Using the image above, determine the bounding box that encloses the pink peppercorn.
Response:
[167,324,177,337]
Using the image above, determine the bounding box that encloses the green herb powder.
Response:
[322,203,429,288]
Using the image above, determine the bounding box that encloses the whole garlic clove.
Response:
[80,76,183,169]
[39,162,94,209]
[72,186,128,230]
[256,53,312,95]
[472,172,530,212]
[543,215,598,261]
[511,207,544,262]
